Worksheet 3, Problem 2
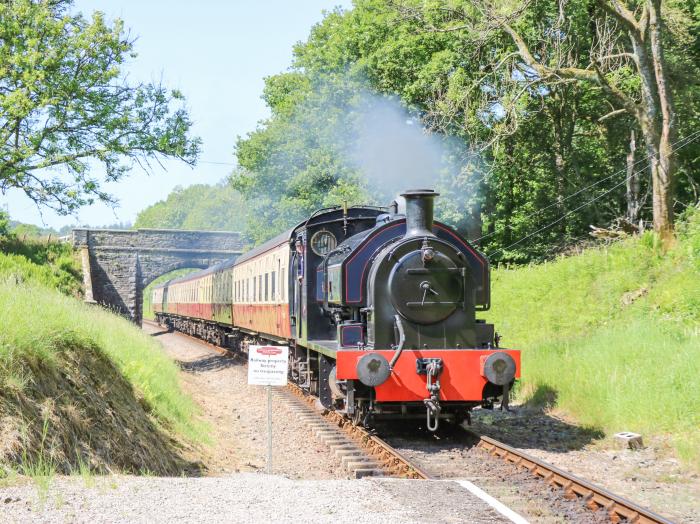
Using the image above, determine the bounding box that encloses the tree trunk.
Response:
[625,1,674,240]
[650,135,674,238]
[625,129,641,224]
[648,0,676,240]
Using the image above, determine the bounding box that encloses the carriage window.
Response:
[264,273,269,301]
[258,274,262,302]
[271,270,276,302]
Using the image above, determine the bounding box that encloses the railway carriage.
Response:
[154,189,520,430]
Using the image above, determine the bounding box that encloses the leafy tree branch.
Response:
[0,0,201,215]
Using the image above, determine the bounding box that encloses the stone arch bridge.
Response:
[72,228,244,325]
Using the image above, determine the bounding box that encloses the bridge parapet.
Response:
[73,228,244,324]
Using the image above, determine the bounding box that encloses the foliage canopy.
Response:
[233,0,700,260]
[0,0,200,215]
[134,183,250,236]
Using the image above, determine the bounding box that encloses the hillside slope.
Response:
[0,243,206,478]
[488,208,700,468]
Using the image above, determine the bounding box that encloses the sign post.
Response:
[247,345,289,475]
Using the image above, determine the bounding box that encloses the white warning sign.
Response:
[247,345,289,386]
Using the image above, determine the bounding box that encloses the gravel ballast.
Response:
[142,322,347,478]
[0,475,512,524]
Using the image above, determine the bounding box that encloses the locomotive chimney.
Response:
[401,189,439,237]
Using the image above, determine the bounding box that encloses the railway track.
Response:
[284,381,430,479]
[473,436,674,524]
[149,322,674,523]
[284,382,674,524]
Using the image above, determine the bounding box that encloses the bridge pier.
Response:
[72,228,244,324]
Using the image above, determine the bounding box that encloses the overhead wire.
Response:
[470,129,700,245]
[485,129,700,260]
[199,160,237,166]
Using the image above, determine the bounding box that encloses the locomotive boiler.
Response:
[153,189,520,431]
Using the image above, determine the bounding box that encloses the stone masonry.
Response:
[72,228,244,324]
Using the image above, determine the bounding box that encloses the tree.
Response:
[0,209,9,238]
[232,74,376,243]
[397,0,688,239]
[231,0,699,259]
[0,0,200,215]
[134,183,251,236]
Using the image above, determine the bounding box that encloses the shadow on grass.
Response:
[470,384,604,452]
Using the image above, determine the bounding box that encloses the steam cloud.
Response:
[345,92,479,214]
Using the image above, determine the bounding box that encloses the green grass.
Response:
[0,237,81,296]
[0,279,207,444]
[71,454,95,488]
[0,243,208,480]
[489,207,700,468]
[20,417,56,501]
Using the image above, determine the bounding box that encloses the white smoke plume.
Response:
[342,92,483,235]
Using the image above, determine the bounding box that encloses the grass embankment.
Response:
[489,208,700,468]
[0,240,207,481]
[0,236,82,296]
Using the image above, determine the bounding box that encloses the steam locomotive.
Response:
[153,189,520,430]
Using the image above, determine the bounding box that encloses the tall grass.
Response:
[0,237,81,296]
[488,207,700,469]
[0,276,207,444]
[20,417,56,501]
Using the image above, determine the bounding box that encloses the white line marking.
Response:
[454,480,530,524]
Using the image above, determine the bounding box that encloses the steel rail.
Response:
[285,377,674,522]
[475,435,675,524]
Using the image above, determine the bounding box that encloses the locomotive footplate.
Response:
[335,348,521,403]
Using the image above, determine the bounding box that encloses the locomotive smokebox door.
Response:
[388,248,464,325]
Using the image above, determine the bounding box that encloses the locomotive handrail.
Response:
[302,205,389,227]
[388,314,406,370]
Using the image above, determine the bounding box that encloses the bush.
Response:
[0,234,81,296]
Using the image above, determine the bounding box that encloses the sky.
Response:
[1,0,351,229]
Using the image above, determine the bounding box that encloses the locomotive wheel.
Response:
[352,403,366,426]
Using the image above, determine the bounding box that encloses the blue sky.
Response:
[1,0,351,229]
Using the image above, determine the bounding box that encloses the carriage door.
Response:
[293,251,302,339]
[276,258,282,333]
